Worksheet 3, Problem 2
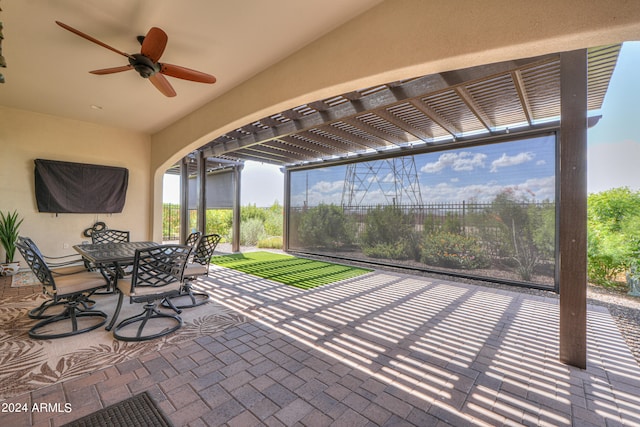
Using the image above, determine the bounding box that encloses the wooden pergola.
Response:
[198,45,618,166]
[173,45,622,368]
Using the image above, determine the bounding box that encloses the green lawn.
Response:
[209,251,371,289]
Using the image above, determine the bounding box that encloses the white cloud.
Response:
[421,181,505,203]
[421,152,487,173]
[311,180,344,193]
[421,175,556,203]
[381,173,398,183]
[520,176,556,200]
[536,160,546,166]
[490,152,535,172]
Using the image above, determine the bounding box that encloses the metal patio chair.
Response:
[18,237,95,319]
[16,237,110,339]
[91,229,130,244]
[89,228,133,289]
[164,233,221,309]
[185,231,201,248]
[107,244,191,341]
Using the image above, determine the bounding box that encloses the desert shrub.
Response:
[421,231,490,269]
[205,209,233,241]
[297,203,355,250]
[361,205,419,260]
[442,212,463,234]
[241,203,268,222]
[423,214,439,235]
[257,236,283,249]
[240,218,267,246]
[263,210,283,237]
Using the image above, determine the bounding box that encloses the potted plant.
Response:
[0,210,23,276]
[627,259,640,297]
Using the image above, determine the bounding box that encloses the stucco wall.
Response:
[148,0,640,241]
[0,106,151,261]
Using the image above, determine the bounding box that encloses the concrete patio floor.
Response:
[2,266,639,426]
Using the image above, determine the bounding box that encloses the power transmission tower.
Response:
[341,157,423,206]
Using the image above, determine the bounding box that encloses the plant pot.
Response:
[627,271,640,297]
[1,262,20,276]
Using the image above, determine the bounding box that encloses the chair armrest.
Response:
[43,253,86,268]
[50,264,91,276]
[43,253,83,261]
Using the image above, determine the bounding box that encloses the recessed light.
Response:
[90,104,103,110]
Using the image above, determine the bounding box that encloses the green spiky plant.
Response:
[0,210,23,263]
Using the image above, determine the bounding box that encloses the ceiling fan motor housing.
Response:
[129,53,159,78]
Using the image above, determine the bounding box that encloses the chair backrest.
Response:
[17,236,43,258]
[16,237,54,288]
[192,234,221,266]
[184,231,202,247]
[91,229,130,244]
[130,244,191,290]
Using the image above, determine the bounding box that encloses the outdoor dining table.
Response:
[73,241,158,281]
[73,241,158,266]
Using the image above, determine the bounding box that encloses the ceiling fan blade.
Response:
[89,65,133,75]
[55,21,133,59]
[149,73,177,97]
[160,63,216,84]
[140,27,168,63]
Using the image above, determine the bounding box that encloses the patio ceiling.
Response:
[194,44,620,168]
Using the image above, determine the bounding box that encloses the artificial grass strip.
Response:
[209,251,371,289]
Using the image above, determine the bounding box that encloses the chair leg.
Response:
[29,297,96,319]
[162,296,182,314]
[105,290,125,332]
[28,300,107,340]
[92,272,116,295]
[112,303,182,342]
[162,279,209,309]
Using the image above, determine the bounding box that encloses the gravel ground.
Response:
[586,283,640,364]
[214,244,640,366]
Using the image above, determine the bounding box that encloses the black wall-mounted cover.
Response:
[34,159,128,213]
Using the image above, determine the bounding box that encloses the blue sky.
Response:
[587,41,640,193]
[165,42,639,206]
[290,135,556,206]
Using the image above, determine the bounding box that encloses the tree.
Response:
[490,189,555,281]
[587,187,640,285]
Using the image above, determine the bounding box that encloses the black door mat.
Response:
[61,391,173,427]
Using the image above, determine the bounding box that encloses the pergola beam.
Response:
[202,54,570,162]
[455,86,495,131]
[409,99,460,137]
[511,70,534,125]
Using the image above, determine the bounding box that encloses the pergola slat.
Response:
[197,47,619,166]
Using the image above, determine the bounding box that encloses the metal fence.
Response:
[162,203,181,241]
[293,201,553,229]
[288,201,557,288]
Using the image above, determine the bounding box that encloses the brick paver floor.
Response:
[2,268,639,426]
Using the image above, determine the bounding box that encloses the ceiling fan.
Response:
[55,21,216,97]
